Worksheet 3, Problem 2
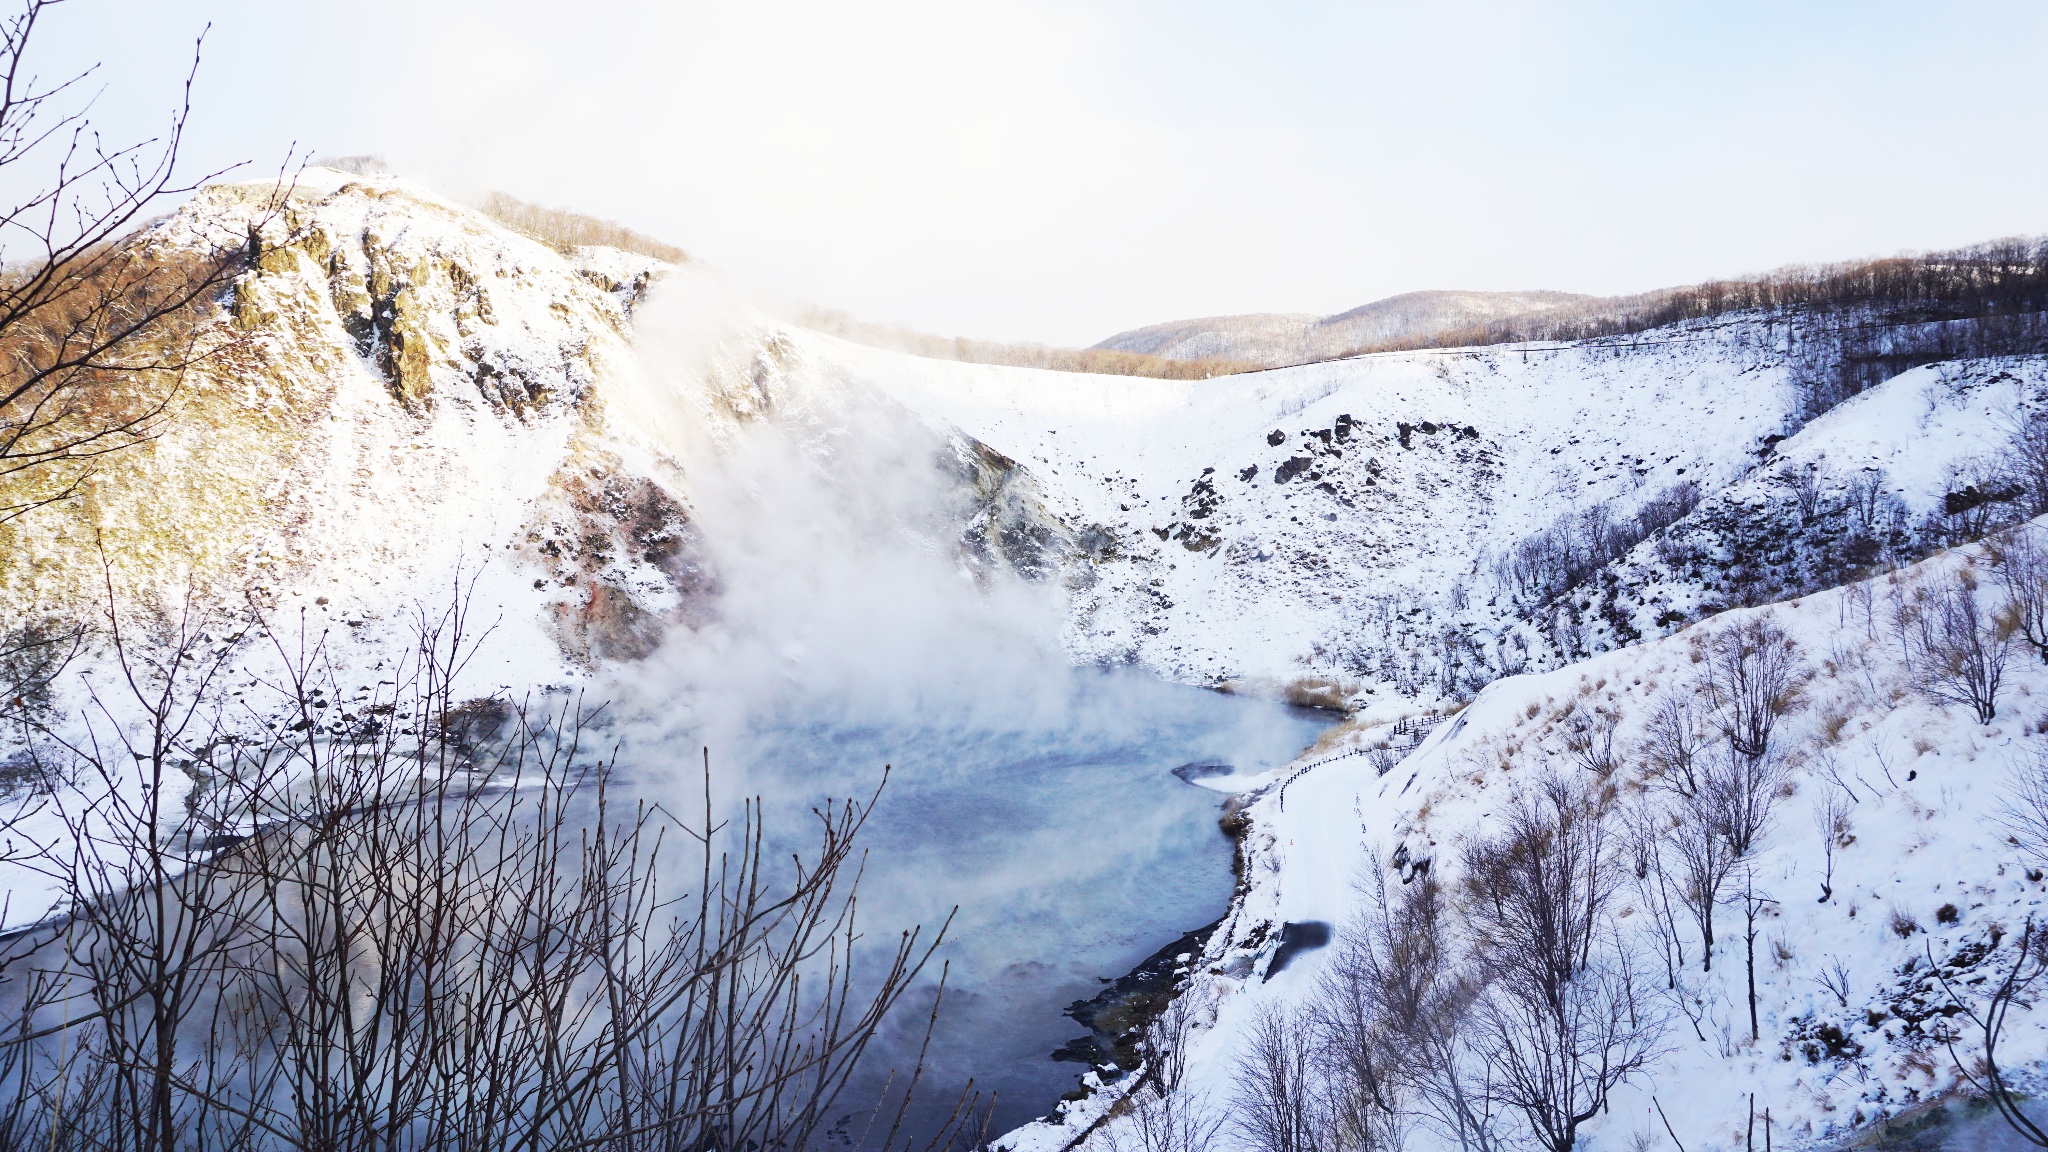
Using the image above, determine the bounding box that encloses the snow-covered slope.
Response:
[1004,528,2048,1152]
[0,167,700,706]
[1576,359,2046,652]
[808,317,1798,704]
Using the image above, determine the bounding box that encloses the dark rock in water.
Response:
[1053,919,1221,1069]
[1265,921,1333,980]
[1171,759,1233,784]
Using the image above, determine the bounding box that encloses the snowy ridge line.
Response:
[1250,306,2048,373]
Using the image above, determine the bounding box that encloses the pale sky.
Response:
[40,1,2048,345]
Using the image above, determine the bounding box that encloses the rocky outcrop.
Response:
[0,169,699,685]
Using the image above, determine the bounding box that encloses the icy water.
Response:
[632,671,1333,1139]
[1851,1096,2041,1152]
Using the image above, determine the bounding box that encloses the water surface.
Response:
[624,671,1333,1138]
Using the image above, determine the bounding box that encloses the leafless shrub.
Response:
[1233,1004,1332,1152]
[1905,570,2015,722]
[1814,954,1854,1009]
[1989,525,2048,664]
[1639,691,1708,796]
[1811,784,1853,903]
[1460,777,1662,1152]
[1365,740,1400,776]
[0,583,963,1151]
[1699,617,1804,762]
[1560,703,1618,778]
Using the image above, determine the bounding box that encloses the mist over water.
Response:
[596,281,1333,1133]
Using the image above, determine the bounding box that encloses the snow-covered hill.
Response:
[1092,291,1596,368]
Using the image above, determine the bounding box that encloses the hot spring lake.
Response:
[614,670,1335,1137]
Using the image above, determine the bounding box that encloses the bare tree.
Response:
[0,1,274,525]
[1619,798,1693,1010]
[1931,918,2048,1148]
[1105,1085,1224,1152]
[1996,743,2048,870]
[1106,997,1225,1152]
[1782,465,1825,527]
[1665,791,1736,973]
[1234,1004,1330,1152]
[1471,961,1657,1152]
[1699,618,1803,764]
[1736,866,1777,1044]
[1843,470,1894,535]
[1665,748,1785,972]
[1715,747,1787,863]
[1997,397,2048,519]
[1989,526,2048,664]
[1318,863,1499,1152]
[1639,691,1707,798]
[1461,776,1617,1008]
[1460,777,1661,1152]
[1906,570,2014,723]
[0,580,968,1151]
[0,0,288,809]
[1810,784,1852,904]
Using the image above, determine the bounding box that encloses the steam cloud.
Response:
[594,276,1329,1131]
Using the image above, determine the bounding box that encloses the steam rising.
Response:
[597,277,1331,1129]
[610,273,1090,747]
